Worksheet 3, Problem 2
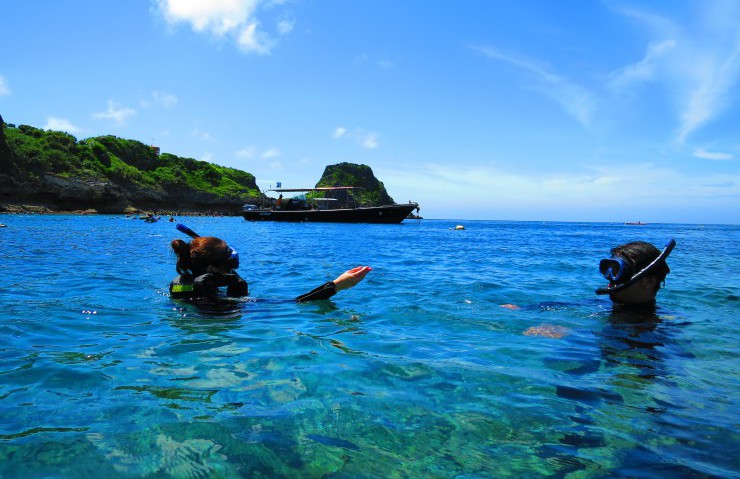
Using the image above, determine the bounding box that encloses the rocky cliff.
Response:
[0,117,261,214]
[0,116,404,214]
[315,162,395,206]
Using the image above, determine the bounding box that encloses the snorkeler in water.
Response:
[595,239,674,309]
[501,239,675,337]
[503,239,675,310]
[169,224,371,303]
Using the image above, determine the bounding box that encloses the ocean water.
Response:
[0,215,738,478]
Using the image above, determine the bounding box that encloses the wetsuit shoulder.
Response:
[170,274,196,298]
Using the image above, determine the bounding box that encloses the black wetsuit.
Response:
[169,272,337,303]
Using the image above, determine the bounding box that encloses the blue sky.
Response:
[1,1,739,224]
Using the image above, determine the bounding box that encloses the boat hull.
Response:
[242,203,419,224]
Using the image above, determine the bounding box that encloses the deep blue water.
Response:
[0,215,738,478]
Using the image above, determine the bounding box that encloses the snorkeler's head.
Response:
[596,239,674,301]
[171,236,240,276]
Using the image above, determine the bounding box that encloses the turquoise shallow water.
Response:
[0,215,738,478]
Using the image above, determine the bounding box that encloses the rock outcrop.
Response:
[315,162,395,206]
[0,119,261,214]
[0,172,253,214]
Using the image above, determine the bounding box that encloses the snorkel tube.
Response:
[595,239,676,295]
[176,223,200,239]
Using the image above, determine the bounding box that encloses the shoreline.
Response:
[0,203,239,217]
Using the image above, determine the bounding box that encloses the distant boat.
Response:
[242,187,420,224]
[624,221,647,225]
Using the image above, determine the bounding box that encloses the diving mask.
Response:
[595,239,675,295]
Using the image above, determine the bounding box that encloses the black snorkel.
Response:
[595,239,676,295]
[176,223,200,239]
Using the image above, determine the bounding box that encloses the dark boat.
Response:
[242,187,420,224]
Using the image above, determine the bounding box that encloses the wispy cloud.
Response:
[0,75,10,96]
[608,40,675,90]
[277,16,294,35]
[140,90,178,109]
[235,145,279,159]
[361,132,378,149]
[694,149,734,160]
[191,128,215,142]
[93,100,136,124]
[235,146,258,159]
[676,45,740,144]
[332,126,379,149]
[612,2,740,143]
[44,117,82,134]
[377,161,740,218]
[470,45,596,127]
[353,53,397,70]
[156,0,290,55]
[377,59,395,70]
[237,21,272,55]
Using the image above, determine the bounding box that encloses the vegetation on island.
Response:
[0,114,261,213]
[314,162,395,206]
[0,115,400,213]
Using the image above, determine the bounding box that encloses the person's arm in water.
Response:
[295,266,372,302]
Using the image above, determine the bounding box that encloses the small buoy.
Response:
[0,224,6,228]
[454,225,465,230]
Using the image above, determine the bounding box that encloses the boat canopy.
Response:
[268,187,364,193]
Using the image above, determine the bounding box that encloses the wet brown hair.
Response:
[171,236,231,276]
[611,241,670,292]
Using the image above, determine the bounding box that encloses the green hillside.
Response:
[315,162,395,206]
[0,114,261,213]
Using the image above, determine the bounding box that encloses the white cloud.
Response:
[0,75,10,96]
[333,127,379,149]
[44,117,82,134]
[157,0,257,35]
[93,100,136,124]
[152,90,178,108]
[235,145,279,159]
[361,132,378,149]
[378,59,395,69]
[192,129,216,142]
[235,146,258,158]
[140,91,178,109]
[676,46,740,143]
[693,149,734,160]
[470,46,596,127]
[376,161,740,220]
[237,21,272,54]
[608,40,675,90]
[277,16,294,35]
[156,0,287,55]
[612,3,740,144]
